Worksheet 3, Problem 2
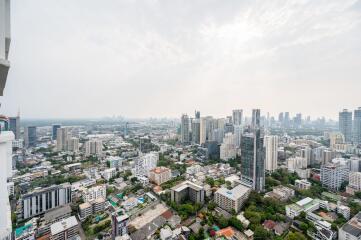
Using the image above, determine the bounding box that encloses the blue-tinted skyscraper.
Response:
[25,126,37,147]
[52,124,61,140]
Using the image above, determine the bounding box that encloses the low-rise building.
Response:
[295,179,312,190]
[82,185,106,203]
[286,197,328,219]
[339,212,361,240]
[171,181,204,204]
[149,167,171,185]
[214,184,251,213]
[102,168,117,181]
[266,185,295,202]
[50,216,79,240]
[79,197,106,220]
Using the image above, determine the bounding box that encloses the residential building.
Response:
[0,131,13,239]
[286,197,326,219]
[108,156,123,169]
[339,109,353,143]
[321,161,349,191]
[264,135,279,172]
[56,127,69,151]
[102,168,117,181]
[287,157,307,172]
[329,132,345,150]
[339,212,361,240]
[240,129,265,192]
[82,185,106,203]
[220,133,237,161]
[214,184,251,213]
[134,151,159,177]
[112,213,130,238]
[85,139,103,156]
[181,114,190,144]
[347,172,361,195]
[50,216,79,240]
[25,126,37,148]
[149,167,171,185]
[79,197,106,220]
[337,203,351,220]
[350,157,361,172]
[171,181,205,204]
[0,0,11,97]
[295,179,312,190]
[67,137,79,152]
[266,185,295,202]
[37,205,72,237]
[20,183,72,220]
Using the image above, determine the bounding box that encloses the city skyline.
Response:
[1,0,361,119]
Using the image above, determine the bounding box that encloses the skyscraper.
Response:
[195,110,200,119]
[232,109,243,126]
[354,107,361,145]
[52,124,61,140]
[180,114,190,144]
[284,112,290,127]
[339,109,353,143]
[25,126,37,148]
[56,127,69,151]
[252,109,261,129]
[278,112,284,124]
[240,130,265,192]
[191,118,200,144]
[9,115,20,139]
[264,135,279,172]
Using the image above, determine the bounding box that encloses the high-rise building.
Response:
[134,151,159,177]
[191,118,200,144]
[354,107,361,145]
[240,130,265,192]
[67,137,79,152]
[195,110,200,119]
[214,184,251,213]
[171,181,205,204]
[220,133,237,161]
[0,130,13,239]
[52,124,61,140]
[264,135,279,172]
[9,115,20,139]
[278,112,284,124]
[232,109,243,126]
[251,109,261,129]
[112,213,130,239]
[50,216,79,240]
[181,114,190,144]
[25,126,37,148]
[284,112,290,127]
[21,183,72,220]
[148,167,172,185]
[85,139,103,156]
[0,0,10,97]
[339,109,353,143]
[233,125,243,147]
[56,127,69,152]
[321,161,349,191]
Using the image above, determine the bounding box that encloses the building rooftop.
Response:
[44,205,71,222]
[50,216,78,235]
[216,184,251,201]
[171,180,203,192]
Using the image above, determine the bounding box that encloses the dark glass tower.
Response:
[52,124,61,140]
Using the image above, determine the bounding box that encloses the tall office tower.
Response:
[85,139,103,156]
[294,113,302,128]
[180,114,190,144]
[20,183,72,220]
[25,126,37,148]
[354,107,361,144]
[191,118,200,144]
[232,109,243,125]
[124,122,128,136]
[56,127,69,151]
[300,147,312,167]
[67,137,79,152]
[264,135,279,172]
[284,112,290,127]
[339,109,353,143]
[9,115,20,139]
[200,116,214,144]
[52,124,61,140]
[278,112,284,124]
[234,125,243,147]
[252,109,261,129]
[240,129,265,192]
[195,110,200,119]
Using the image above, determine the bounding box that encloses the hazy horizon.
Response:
[1,0,361,120]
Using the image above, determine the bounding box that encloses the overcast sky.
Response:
[2,0,361,120]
